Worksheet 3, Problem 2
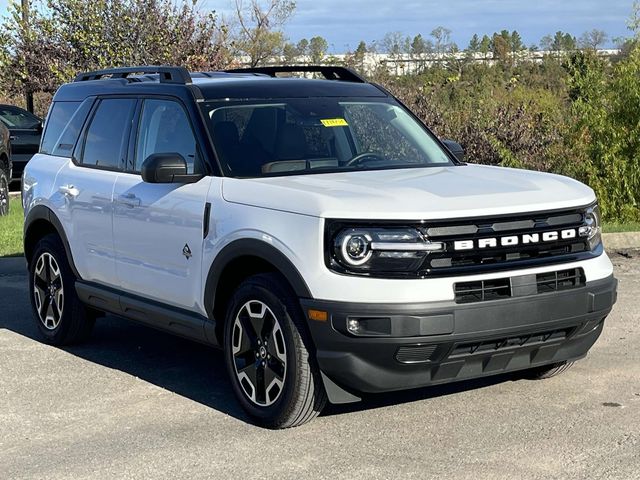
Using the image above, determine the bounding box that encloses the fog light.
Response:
[347,318,361,334]
[345,317,392,336]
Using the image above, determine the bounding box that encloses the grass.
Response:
[602,222,640,233]
[0,197,24,257]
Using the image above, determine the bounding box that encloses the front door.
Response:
[112,98,212,311]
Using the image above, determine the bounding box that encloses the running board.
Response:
[75,281,218,347]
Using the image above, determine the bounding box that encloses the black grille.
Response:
[420,207,598,276]
[395,344,438,364]
[454,268,585,304]
[449,327,574,358]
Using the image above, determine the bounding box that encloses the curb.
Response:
[602,232,640,251]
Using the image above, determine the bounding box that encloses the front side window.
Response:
[81,98,136,169]
[202,97,453,178]
[134,99,200,173]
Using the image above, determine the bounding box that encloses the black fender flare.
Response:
[204,238,312,319]
[24,204,81,278]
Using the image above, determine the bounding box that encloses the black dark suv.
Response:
[0,104,42,183]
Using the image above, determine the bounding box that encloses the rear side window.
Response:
[80,98,136,170]
[40,101,81,155]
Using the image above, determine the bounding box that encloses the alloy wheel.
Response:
[231,300,287,407]
[33,252,64,330]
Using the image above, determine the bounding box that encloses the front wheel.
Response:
[224,273,326,428]
[525,361,575,379]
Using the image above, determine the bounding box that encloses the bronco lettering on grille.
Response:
[453,228,578,251]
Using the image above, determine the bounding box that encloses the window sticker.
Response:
[320,118,348,127]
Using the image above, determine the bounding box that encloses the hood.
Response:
[221,164,596,220]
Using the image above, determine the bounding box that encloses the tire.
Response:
[525,361,574,380]
[28,233,95,345]
[0,169,9,216]
[223,273,327,428]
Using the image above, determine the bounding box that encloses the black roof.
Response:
[54,65,388,102]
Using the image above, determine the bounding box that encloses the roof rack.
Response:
[224,66,366,83]
[73,66,191,85]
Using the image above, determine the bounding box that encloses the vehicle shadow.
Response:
[2,272,523,425]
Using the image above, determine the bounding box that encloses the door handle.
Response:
[9,135,17,141]
[58,184,79,198]
[117,193,141,208]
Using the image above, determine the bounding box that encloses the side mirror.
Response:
[141,153,203,184]
[442,139,465,163]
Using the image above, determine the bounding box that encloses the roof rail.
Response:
[224,65,366,83]
[73,66,192,85]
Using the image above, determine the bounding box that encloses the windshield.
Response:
[201,97,454,177]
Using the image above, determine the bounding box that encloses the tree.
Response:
[479,34,492,58]
[382,31,409,59]
[353,40,367,70]
[510,30,524,52]
[346,40,368,71]
[0,0,230,96]
[553,31,577,51]
[431,26,452,55]
[296,38,309,57]
[540,35,554,51]
[308,36,328,63]
[628,0,640,36]
[579,29,608,50]
[232,0,296,67]
[410,34,429,57]
[565,48,640,221]
[282,42,298,64]
[540,31,577,53]
[467,34,481,54]
[492,33,511,63]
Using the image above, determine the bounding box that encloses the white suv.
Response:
[22,66,618,428]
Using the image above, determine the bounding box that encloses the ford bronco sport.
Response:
[22,65,618,428]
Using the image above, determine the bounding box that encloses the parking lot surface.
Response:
[1,253,639,480]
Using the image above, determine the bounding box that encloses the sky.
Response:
[0,0,633,52]
[209,0,633,52]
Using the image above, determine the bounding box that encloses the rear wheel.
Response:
[0,169,9,216]
[525,361,574,379]
[29,234,95,345]
[224,273,326,428]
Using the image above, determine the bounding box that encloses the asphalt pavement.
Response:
[1,253,639,480]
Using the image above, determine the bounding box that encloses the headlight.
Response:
[331,227,444,275]
[579,204,602,250]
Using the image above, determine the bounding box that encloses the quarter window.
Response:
[81,99,136,169]
[134,99,200,173]
[40,102,81,155]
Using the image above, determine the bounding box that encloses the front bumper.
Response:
[301,275,617,401]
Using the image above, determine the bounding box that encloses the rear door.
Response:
[55,97,136,286]
[112,97,212,311]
